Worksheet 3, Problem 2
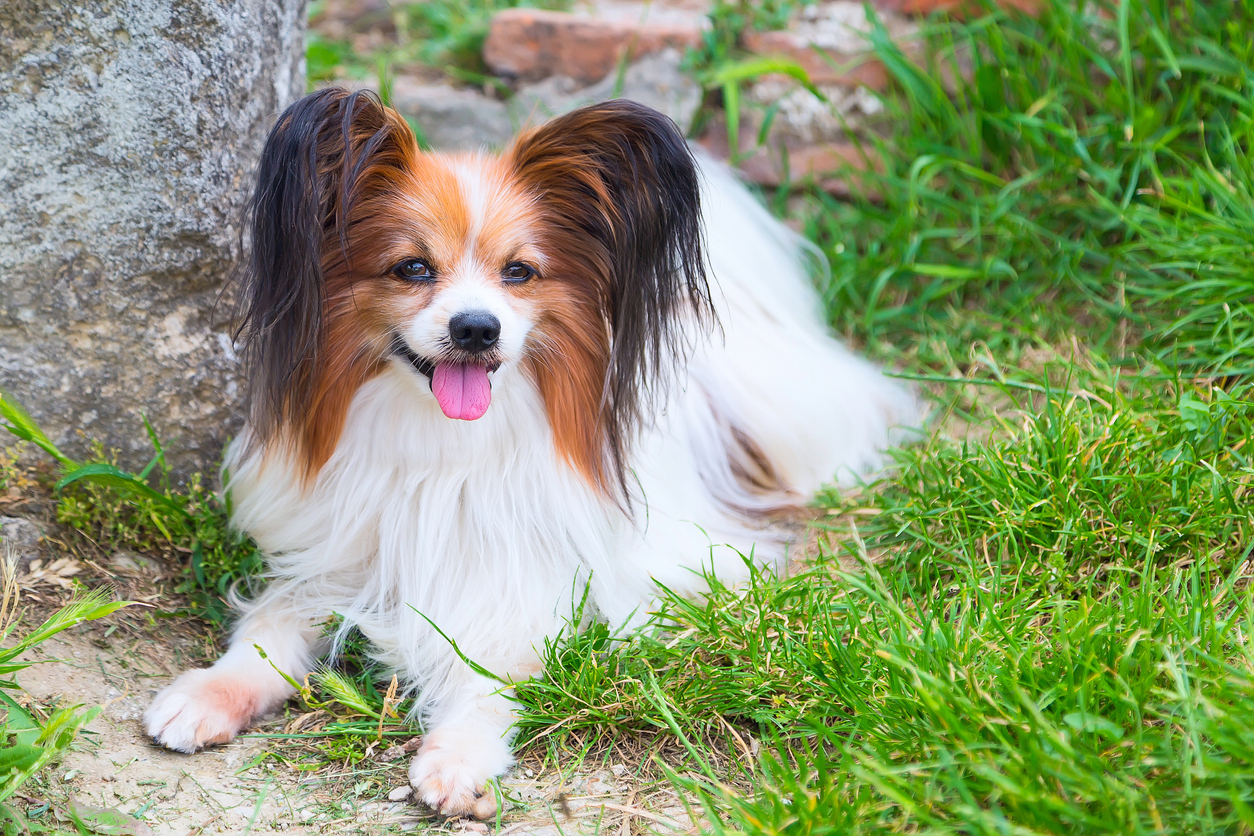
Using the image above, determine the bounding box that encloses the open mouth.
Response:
[393,338,437,381]
[392,336,501,421]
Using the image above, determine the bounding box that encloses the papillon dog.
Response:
[144,87,915,818]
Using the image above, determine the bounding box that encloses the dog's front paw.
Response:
[144,667,266,753]
[409,726,512,819]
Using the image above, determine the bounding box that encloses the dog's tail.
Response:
[692,153,920,500]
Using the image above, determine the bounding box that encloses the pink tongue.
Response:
[431,362,492,420]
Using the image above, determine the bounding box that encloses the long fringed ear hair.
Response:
[234,87,415,469]
[509,100,713,501]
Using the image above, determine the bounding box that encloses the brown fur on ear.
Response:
[235,87,418,480]
[509,100,712,499]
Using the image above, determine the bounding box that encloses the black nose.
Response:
[448,311,500,353]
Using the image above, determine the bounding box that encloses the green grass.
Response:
[53,461,262,624]
[513,385,1254,832]
[683,0,819,153]
[391,0,570,76]
[713,387,1252,834]
[805,0,1253,378]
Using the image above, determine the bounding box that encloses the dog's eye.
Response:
[393,259,434,281]
[502,262,535,283]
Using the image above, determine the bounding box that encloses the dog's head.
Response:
[236,88,709,496]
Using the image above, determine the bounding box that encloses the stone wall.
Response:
[0,0,306,476]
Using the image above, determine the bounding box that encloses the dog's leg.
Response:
[144,596,321,753]
[408,681,521,820]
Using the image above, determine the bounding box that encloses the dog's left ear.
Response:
[510,100,711,495]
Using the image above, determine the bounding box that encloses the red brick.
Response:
[739,142,879,196]
[697,121,882,197]
[742,30,893,91]
[872,0,1040,16]
[483,8,703,85]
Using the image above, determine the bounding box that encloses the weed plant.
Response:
[683,0,819,152]
[390,0,570,76]
[686,0,813,77]
[0,392,260,623]
[0,550,130,833]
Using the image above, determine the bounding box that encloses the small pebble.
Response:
[610,763,627,777]
[388,786,413,802]
[464,823,488,833]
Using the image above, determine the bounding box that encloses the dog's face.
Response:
[237,90,710,494]
[340,156,547,420]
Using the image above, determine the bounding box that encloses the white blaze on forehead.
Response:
[450,157,493,263]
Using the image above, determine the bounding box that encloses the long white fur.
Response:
[145,155,916,814]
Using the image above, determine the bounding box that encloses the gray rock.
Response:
[389,78,514,152]
[337,50,699,153]
[745,77,882,145]
[0,516,45,573]
[510,48,702,133]
[0,0,307,478]
[108,549,162,576]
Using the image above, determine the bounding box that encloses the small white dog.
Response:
[145,88,915,817]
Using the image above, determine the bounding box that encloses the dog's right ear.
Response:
[236,88,415,447]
